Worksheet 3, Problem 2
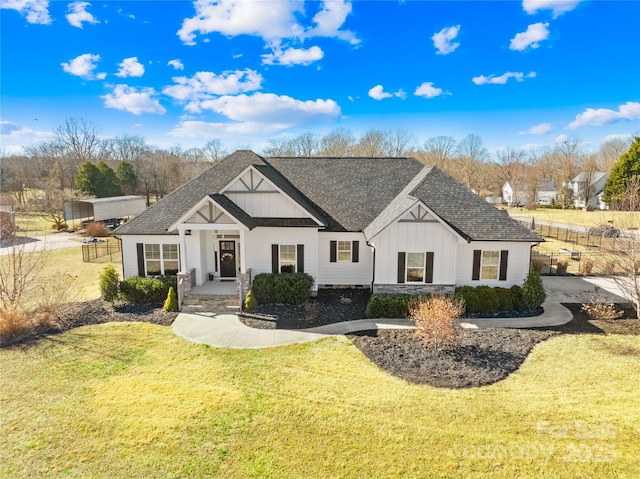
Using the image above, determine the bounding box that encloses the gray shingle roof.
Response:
[115,150,541,242]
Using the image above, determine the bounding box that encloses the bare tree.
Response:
[354,129,391,157]
[600,137,632,172]
[319,128,355,157]
[387,128,418,157]
[290,132,320,157]
[419,136,457,169]
[454,134,489,191]
[263,138,295,157]
[203,139,229,163]
[0,241,50,312]
[577,154,601,208]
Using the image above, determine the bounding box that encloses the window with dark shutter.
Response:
[472,250,481,280]
[329,240,337,262]
[297,244,304,273]
[397,252,406,283]
[499,250,509,281]
[271,244,279,274]
[352,241,359,263]
[136,243,145,277]
[425,251,434,284]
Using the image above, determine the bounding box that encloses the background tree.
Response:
[419,135,457,169]
[599,137,632,173]
[116,161,138,195]
[602,136,640,209]
[319,128,355,156]
[74,161,101,196]
[96,161,122,197]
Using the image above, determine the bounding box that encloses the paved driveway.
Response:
[542,276,629,303]
[0,232,82,255]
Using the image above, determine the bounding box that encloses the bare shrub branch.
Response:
[410,295,465,352]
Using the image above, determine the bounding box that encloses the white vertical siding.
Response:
[244,227,319,283]
[455,241,532,287]
[316,232,372,286]
[372,221,459,285]
[226,192,308,218]
[120,234,181,279]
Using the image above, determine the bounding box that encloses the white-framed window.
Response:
[279,244,296,273]
[337,240,352,262]
[145,243,179,276]
[481,250,500,280]
[406,252,425,283]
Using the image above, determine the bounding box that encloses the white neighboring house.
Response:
[501,181,557,206]
[114,151,542,299]
[0,194,17,240]
[570,172,609,210]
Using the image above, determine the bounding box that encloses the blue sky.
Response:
[2,0,639,155]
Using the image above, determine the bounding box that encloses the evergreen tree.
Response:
[74,161,101,196]
[96,161,122,197]
[602,136,640,210]
[116,161,137,195]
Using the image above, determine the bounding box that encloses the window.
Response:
[406,252,425,282]
[279,244,296,273]
[145,243,179,276]
[337,241,352,262]
[481,251,500,280]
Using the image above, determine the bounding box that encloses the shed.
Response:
[63,196,146,228]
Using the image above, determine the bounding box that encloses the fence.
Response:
[531,250,633,276]
[82,241,122,263]
[519,220,635,253]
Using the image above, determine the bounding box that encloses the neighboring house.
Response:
[570,172,609,209]
[114,150,542,297]
[501,181,557,206]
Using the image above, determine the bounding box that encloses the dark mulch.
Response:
[240,288,371,330]
[545,303,640,335]
[348,328,560,388]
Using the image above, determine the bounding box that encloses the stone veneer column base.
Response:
[373,284,455,295]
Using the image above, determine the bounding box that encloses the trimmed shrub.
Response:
[410,295,465,351]
[454,285,524,315]
[521,270,546,311]
[251,273,314,305]
[99,263,120,304]
[243,289,258,312]
[119,276,177,305]
[366,294,413,318]
[163,287,179,312]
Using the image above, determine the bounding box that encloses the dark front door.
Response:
[219,241,236,278]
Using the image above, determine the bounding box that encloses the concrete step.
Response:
[181,294,240,313]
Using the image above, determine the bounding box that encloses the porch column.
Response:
[239,228,246,274]
[178,228,188,272]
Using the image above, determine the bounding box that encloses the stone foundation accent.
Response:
[176,268,195,308]
[237,269,252,306]
[373,284,455,295]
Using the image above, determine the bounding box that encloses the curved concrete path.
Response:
[173,276,627,349]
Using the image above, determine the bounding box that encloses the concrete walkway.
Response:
[173,276,628,349]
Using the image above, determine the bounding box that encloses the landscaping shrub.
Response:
[99,264,120,304]
[580,259,594,276]
[163,287,179,312]
[84,222,109,237]
[521,270,546,311]
[243,289,258,312]
[410,295,465,352]
[251,273,314,305]
[51,222,68,231]
[581,295,623,321]
[119,276,177,305]
[0,309,58,347]
[556,259,569,275]
[366,294,412,318]
[454,285,524,315]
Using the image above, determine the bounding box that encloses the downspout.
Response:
[366,241,376,292]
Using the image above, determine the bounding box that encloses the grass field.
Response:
[508,208,638,229]
[1,324,639,478]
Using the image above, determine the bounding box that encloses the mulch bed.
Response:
[5,293,638,389]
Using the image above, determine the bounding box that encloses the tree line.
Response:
[0,118,636,218]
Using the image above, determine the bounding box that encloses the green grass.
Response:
[2,324,639,478]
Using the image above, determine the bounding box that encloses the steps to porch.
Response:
[181,294,240,314]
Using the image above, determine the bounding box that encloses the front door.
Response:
[219,241,236,278]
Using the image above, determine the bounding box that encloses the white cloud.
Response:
[0,121,54,153]
[262,45,324,66]
[177,0,305,45]
[414,82,447,98]
[510,22,550,51]
[306,0,359,45]
[1,0,51,25]
[102,85,166,115]
[61,53,106,80]
[116,57,145,77]
[368,85,392,100]
[168,59,184,70]
[472,71,536,85]
[568,101,640,129]
[66,1,99,28]
[197,92,340,128]
[519,122,552,135]
[432,25,460,55]
[522,0,583,18]
[163,69,263,102]
[555,134,570,144]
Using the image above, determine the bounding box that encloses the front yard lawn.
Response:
[2,322,639,478]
